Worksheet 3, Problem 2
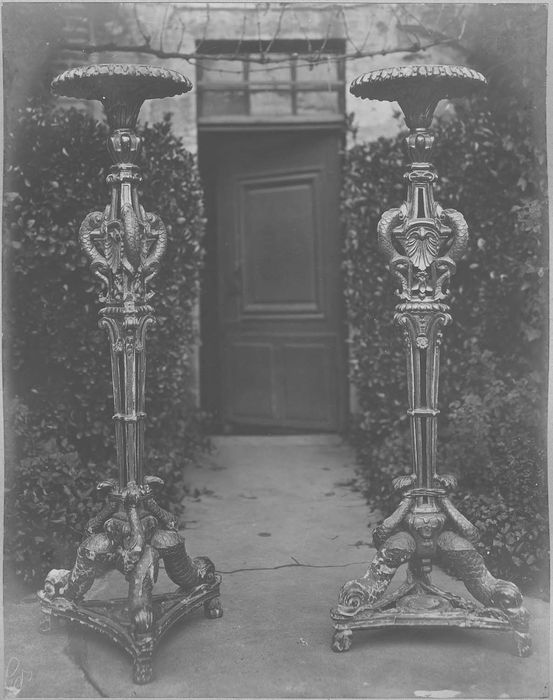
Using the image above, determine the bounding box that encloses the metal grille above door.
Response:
[196,40,345,125]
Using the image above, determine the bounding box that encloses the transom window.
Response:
[196,40,345,123]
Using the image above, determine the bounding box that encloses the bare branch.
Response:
[54,1,466,78]
[314,4,337,59]
[265,2,287,55]
[159,5,170,54]
[56,38,459,71]
[236,8,248,57]
[196,2,211,54]
[256,3,262,57]
[175,15,187,55]
[292,4,313,55]
[132,5,152,46]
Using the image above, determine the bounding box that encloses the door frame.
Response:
[198,122,348,433]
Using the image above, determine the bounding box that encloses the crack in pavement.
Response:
[217,557,367,574]
[64,629,108,698]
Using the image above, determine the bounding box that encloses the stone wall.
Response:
[119,3,470,149]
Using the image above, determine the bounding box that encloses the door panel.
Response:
[281,339,337,425]
[202,129,345,431]
[227,340,276,421]
[240,172,322,313]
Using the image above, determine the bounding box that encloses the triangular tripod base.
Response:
[330,578,531,657]
[39,577,222,684]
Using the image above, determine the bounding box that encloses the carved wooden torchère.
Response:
[331,65,531,657]
[37,64,222,684]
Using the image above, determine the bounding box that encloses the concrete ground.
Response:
[4,435,550,699]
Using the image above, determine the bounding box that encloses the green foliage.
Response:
[342,92,549,594]
[3,399,97,586]
[455,493,549,597]
[439,355,548,595]
[3,103,207,589]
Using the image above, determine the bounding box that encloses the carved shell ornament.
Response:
[403,224,441,270]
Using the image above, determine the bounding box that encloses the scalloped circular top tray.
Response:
[51,64,192,101]
[350,65,487,103]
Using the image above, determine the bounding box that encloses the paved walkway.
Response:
[4,436,550,698]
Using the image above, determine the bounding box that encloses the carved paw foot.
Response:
[38,609,64,634]
[133,657,153,685]
[39,610,53,634]
[204,597,223,619]
[332,629,352,652]
[513,631,532,657]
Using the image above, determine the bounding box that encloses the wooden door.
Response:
[200,129,345,431]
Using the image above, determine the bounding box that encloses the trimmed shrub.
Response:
[342,93,549,595]
[3,104,207,589]
[454,493,549,597]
